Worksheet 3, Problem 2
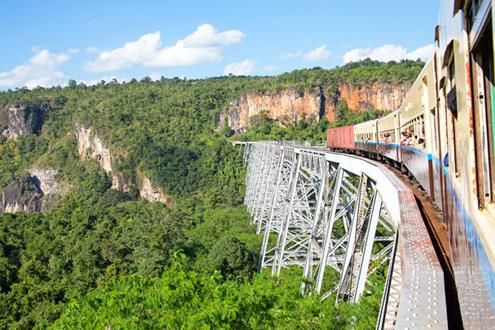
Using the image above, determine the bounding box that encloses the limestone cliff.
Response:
[75,125,171,206]
[75,125,124,190]
[220,88,326,133]
[1,102,50,140]
[220,83,410,133]
[0,169,66,214]
[330,83,409,115]
[0,177,43,214]
[29,169,63,196]
[138,175,172,207]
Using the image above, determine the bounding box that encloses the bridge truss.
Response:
[239,142,448,329]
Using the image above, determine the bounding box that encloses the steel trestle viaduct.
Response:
[238,141,448,329]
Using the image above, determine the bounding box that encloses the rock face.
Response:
[220,88,325,133]
[29,169,64,196]
[0,177,43,214]
[0,169,65,214]
[75,125,126,191]
[139,175,172,207]
[75,124,171,206]
[220,83,410,132]
[1,103,50,140]
[331,83,409,115]
[76,125,113,174]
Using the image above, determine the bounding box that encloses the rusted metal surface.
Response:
[327,126,355,150]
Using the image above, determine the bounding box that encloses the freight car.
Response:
[327,0,495,327]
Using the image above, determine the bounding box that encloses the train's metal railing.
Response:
[237,141,448,329]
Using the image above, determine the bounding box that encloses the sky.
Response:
[0,0,439,89]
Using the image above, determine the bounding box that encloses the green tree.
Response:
[67,79,77,89]
[209,236,257,281]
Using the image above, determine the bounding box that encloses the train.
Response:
[327,1,495,328]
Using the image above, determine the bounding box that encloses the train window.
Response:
[400,116,425,148]
[380,130,395,144]
[445,53,460,176]
[447,61,458,118]
[418,115,426,147]
[470,0,481,21]
[431,108,438,152]
[471,19,495,207]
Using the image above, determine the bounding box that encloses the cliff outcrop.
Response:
[0,169,66,214]
[75,125,171,206]
[332,83,409,115]
[75,125,124,190]
[0,177,43,214]
[220,88,326,133]
[220,82,410,133]
[138,175,172,207]
[1,102,50,140]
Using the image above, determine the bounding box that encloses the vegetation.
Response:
[52,256,384,329]
[0,59,420,328]
[236,100,386,144]
[277,59,424,91]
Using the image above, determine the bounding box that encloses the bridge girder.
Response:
[244,142,395,303]
[239,141,448,329]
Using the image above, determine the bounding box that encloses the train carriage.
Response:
[377,110,401,162]
[436,0,495,326]
[354,119,378,154]
[398,60,434,199]
[326,125,355,150]
[325,1,495,326]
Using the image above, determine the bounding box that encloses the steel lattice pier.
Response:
[238,141,448,329]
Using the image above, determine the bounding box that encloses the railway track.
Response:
[376,155,464,329]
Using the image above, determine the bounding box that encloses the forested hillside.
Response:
[0,59,422,328]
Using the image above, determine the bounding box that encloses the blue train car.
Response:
[327,1,495,325]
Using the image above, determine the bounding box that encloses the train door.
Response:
[434,53,446,214]
[423,75,436,200]
[394,112,401,161]
[442,81,452,222]
[446,56,460,177]
[439,47,458,224]
[470,2,495,208]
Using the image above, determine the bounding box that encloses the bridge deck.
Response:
[239,142,448,329]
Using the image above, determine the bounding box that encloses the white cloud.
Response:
[224,59,256,76]
[148,72,162,81]
[86,47,100,54]
[182,23,244,48]
[282,51,303,60]
[0,49,70,88]
[343,44,434,64]
[68,48,80,54]
[303,45,330,61]
[85,32,161,72]
[406,44,435,62]
[283,44,330,62]
[263,65,276,72]
[85,24,245,73]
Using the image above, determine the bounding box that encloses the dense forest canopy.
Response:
[0,59,423,328]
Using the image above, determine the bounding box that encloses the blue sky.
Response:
[0,0,439,88]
